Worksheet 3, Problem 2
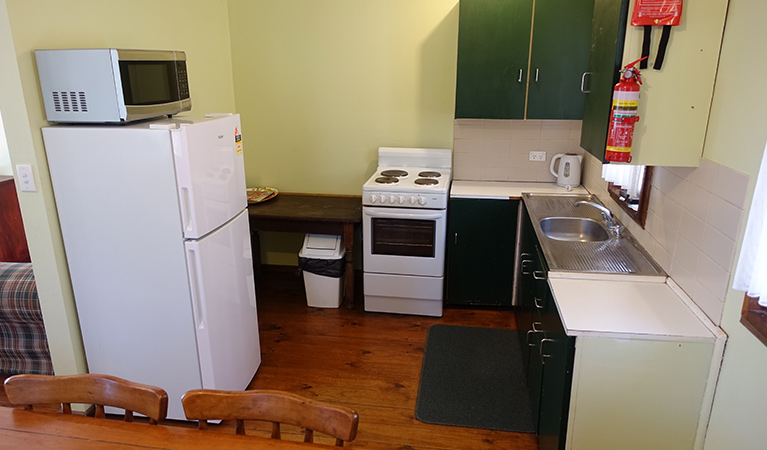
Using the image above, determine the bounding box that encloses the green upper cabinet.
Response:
[579,0,630,162]
[455,0,594,120]
[455,0,532,119]
[526,0,595,119]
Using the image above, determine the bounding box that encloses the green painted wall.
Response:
[699,0,767,448]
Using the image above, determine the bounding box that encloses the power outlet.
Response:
[529,151,546,161]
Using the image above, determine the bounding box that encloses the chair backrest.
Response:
[3,373,168,424]
[182,389,359,447]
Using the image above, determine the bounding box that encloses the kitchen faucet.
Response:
[576,201,622,238]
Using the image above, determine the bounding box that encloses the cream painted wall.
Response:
[227,0,459,195]
[227,0,459,265]
[2,0,237,375]
[696,0,767,448]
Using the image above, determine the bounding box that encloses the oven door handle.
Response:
[364,210,444,220]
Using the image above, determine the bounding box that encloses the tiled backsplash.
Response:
[581,152,749,326]
[453,119,584,182]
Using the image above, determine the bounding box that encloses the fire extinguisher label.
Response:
[611,91,639,117]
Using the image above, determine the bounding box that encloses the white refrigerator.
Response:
[42,114,261,420]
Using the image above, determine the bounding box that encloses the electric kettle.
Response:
[549,153,583,189]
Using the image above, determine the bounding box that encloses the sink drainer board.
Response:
[523,193,666,277]
[415,325,535,433]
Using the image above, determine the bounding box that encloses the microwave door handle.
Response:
[364,210,444,220]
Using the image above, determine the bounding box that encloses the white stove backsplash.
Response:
[453,119,584,182]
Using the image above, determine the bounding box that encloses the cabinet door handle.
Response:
[527,322,543,346]
[581,72,591,93]
[533,270,546,280]
[521,259,533,274]
[535,68,539,83]
[518,69,523,83]
[534,296,544,309]
[454,233,458,245]
[540,338,554,364]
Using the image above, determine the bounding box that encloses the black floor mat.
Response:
[415,324,535,433]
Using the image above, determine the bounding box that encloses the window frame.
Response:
[741,294,767,347]
[607,166,653,229]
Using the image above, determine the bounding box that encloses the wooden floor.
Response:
[1,268,538,450]
[245,268,538,450]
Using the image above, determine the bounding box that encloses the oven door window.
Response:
[371,218,436,258]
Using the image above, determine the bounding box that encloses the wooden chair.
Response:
[182,389,359,447]
[3,373,168,424]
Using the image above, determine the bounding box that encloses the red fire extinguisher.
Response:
[605,57,647,163]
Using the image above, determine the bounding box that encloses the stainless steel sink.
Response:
[522,193,666,278]
[540,217,609,242]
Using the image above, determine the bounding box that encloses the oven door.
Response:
[363,206,446,277]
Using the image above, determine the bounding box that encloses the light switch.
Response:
[16,164,36,192]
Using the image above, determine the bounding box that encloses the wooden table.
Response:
[247,194,362,306]
[0,407,327,449]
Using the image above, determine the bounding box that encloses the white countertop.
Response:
[549,277,717,340]
[451,181,589,199]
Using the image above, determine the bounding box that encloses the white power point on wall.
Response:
[529,151,546,161]
[16,164,37,192]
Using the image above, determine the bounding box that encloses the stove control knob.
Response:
[379,194,387,204]
[369,194,377,203]
[418,197,427,206]
[409,196,417,205]
[398,195,405,204]
[389,195,396,204]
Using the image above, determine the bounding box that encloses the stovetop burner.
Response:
[418,171,441,178]
[380,169,408,178]
[414,178,439,186]
[375,176,399,184]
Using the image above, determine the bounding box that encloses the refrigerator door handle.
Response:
[180,187,194,234]
[186,248,206,329]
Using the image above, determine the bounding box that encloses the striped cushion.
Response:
[0,262,53,375]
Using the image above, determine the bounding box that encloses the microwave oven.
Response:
[35,49,191,123]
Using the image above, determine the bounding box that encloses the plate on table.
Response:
[247,187,279,203]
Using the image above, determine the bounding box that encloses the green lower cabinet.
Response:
[517,202,575,450]
[444,198,518,306]
[537,289,576,450]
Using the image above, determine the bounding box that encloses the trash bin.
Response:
[298,234,346,308]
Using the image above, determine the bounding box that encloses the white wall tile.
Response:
[701,225,737,272]
[678,209,706,248]
[541,120,572,139]
[687,158,718,192]
[683,182,711,221]
[510,120,543,140]
[707,195,743,241]
[713,165,749,209]
[697,254,730,300]
[692,281,724,325]
[481,139,510,153]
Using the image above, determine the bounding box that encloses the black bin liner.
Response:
[298,256,344,278]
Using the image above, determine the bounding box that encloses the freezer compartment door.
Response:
[185,209,261,390]
[172,114,248,239]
